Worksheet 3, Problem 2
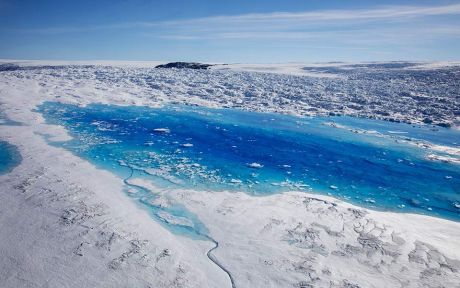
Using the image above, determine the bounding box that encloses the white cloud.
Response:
[10,2,460,42]
[144,3,460,43]
[158,3,460,25]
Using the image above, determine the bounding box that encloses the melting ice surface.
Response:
[38,102,460,236]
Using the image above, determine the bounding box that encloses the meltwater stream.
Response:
[38,102,460,237]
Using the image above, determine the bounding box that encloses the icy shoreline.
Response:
[129,177,460,287]
[0,76,230,287]
[1,62,460,287]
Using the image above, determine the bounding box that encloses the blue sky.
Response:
[1,0,460,62]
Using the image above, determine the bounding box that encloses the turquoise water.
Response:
[0,106,23,175]
[0,141,21,175]
[37,102,460,231]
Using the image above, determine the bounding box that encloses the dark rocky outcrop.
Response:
[0,63,21,71]
[155,62,213,70]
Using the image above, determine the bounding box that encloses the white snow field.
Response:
[1,60,460,288]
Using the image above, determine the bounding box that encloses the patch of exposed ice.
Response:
[157,211,195,228]
[153,128,170,133]
[426,154,460,164]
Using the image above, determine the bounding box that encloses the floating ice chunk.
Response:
[294,183,309,188]
[445,175,452,179]
[453,202,460,209]
[247,162,263,169]
[230,178,242,184]
[153,128,170,133]
[181,143,194,147]
[281,164,291,168]
[329,185,338,190]
[365,198,376,204]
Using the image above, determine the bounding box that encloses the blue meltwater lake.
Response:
[0,141,21,175]
[0,109,22,175]
[38,102,460,233]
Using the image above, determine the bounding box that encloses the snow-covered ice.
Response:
[1,60,460,288]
